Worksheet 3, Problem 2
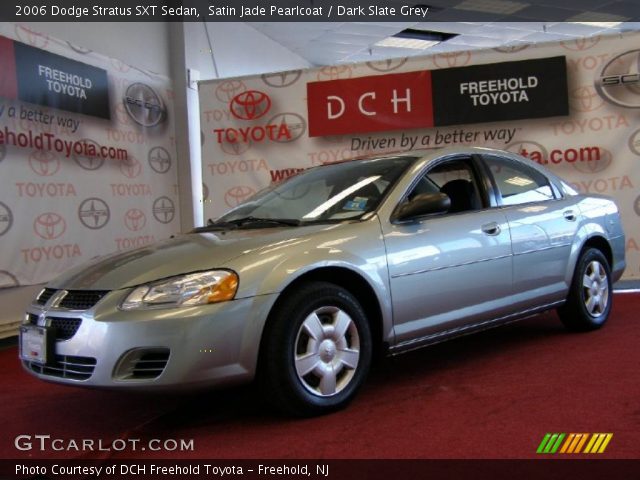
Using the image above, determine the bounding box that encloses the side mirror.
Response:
[393,192,451,222]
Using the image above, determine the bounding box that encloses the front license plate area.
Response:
[20,325,53,365]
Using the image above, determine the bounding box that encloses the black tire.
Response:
[259,281,372,416]
[557,248,612,331]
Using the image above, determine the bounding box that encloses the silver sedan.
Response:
[20,147,626,416]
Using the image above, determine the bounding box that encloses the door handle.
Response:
[481,222,501,236]
[563,210,576,222]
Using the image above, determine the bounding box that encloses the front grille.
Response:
[27,315,82,340]
[35,288,56,305]
[33,289,109,310]
[59,290,109,310]
[26,355,96,380]
[49,317,82,340]
[114,348,170,380]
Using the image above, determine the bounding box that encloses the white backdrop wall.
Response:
[0,23,180,289]
[200,31,640,281]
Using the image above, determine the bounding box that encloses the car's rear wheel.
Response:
[557,248,612,331]
[260,281,372,416]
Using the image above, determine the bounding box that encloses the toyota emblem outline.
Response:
[261,70,302,88]
[120,156,143,179]
[215,80,246,103]
[224,185,256,207]
[124,208,147,232]
[366,58,408,72]
[33,212,66,241]
[266,112,307,143]
[73,139,106,170]
[29,150,61,177]
[229,91,272,121]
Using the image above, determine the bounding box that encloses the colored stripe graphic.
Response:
[537,433,612,454]
[536,433,552,454]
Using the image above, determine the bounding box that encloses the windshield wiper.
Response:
[193,217,301,232]
[229,216,301,228]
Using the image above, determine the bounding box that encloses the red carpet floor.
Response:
[1,293,638,460]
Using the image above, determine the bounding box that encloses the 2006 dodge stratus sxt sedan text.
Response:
[20,147,625,416]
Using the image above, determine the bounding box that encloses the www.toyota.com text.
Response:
[14,434,194,452]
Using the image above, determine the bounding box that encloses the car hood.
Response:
[48,225,332,290]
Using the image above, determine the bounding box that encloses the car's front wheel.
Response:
[260,281,372,416]
[558,248,612,331]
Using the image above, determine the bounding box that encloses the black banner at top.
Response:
[431,57,569,127]
[13,41,110,119]
[1,0,639,21]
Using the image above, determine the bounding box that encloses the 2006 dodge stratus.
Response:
[20,147,625,416]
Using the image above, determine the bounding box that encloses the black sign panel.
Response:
[14,42,110,119]
[431,56,568,126]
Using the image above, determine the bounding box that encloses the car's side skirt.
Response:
[388,300,565,356]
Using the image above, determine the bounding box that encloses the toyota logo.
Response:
[570,86,604,112]
[29,150,60,177]
[111,58,132,73]
[561,37,600,51]
[0,202,13,237]
[124,208,147,232]
[152,196,176,224]
[78,198,110,230]
[275,183,311,200]
[215,80,246,103]
[0,271,19,289]
[230,91,271,120]
[506,141,549,161]
[67,42,92,54]
[317,66,353,81]
[433,51,472,69]
[573,148,612,175]
[628,128,640,156]
[220,138,252,156]
[596,49,640,109]
[34,212,66,240]
[120,156,143,178]
[366,58,408,72]
[123,83,166,127]
[15,25,49,48]
[73,139,105,170]
[493,45,530,54]
[224,186,256,207]
[148,146,172,174]
[266,113,307,143]
[261,70,302,88]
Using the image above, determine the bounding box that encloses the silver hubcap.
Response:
[294,306,360,397]
[582,260,609,317]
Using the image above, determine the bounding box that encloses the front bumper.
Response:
[20,289,278,390]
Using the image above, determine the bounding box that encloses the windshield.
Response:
[216,156,415,224]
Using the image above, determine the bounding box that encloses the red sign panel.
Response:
[307,71,434,137]
[0,35,17,99]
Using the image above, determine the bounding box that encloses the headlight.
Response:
[120,270,239,310]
